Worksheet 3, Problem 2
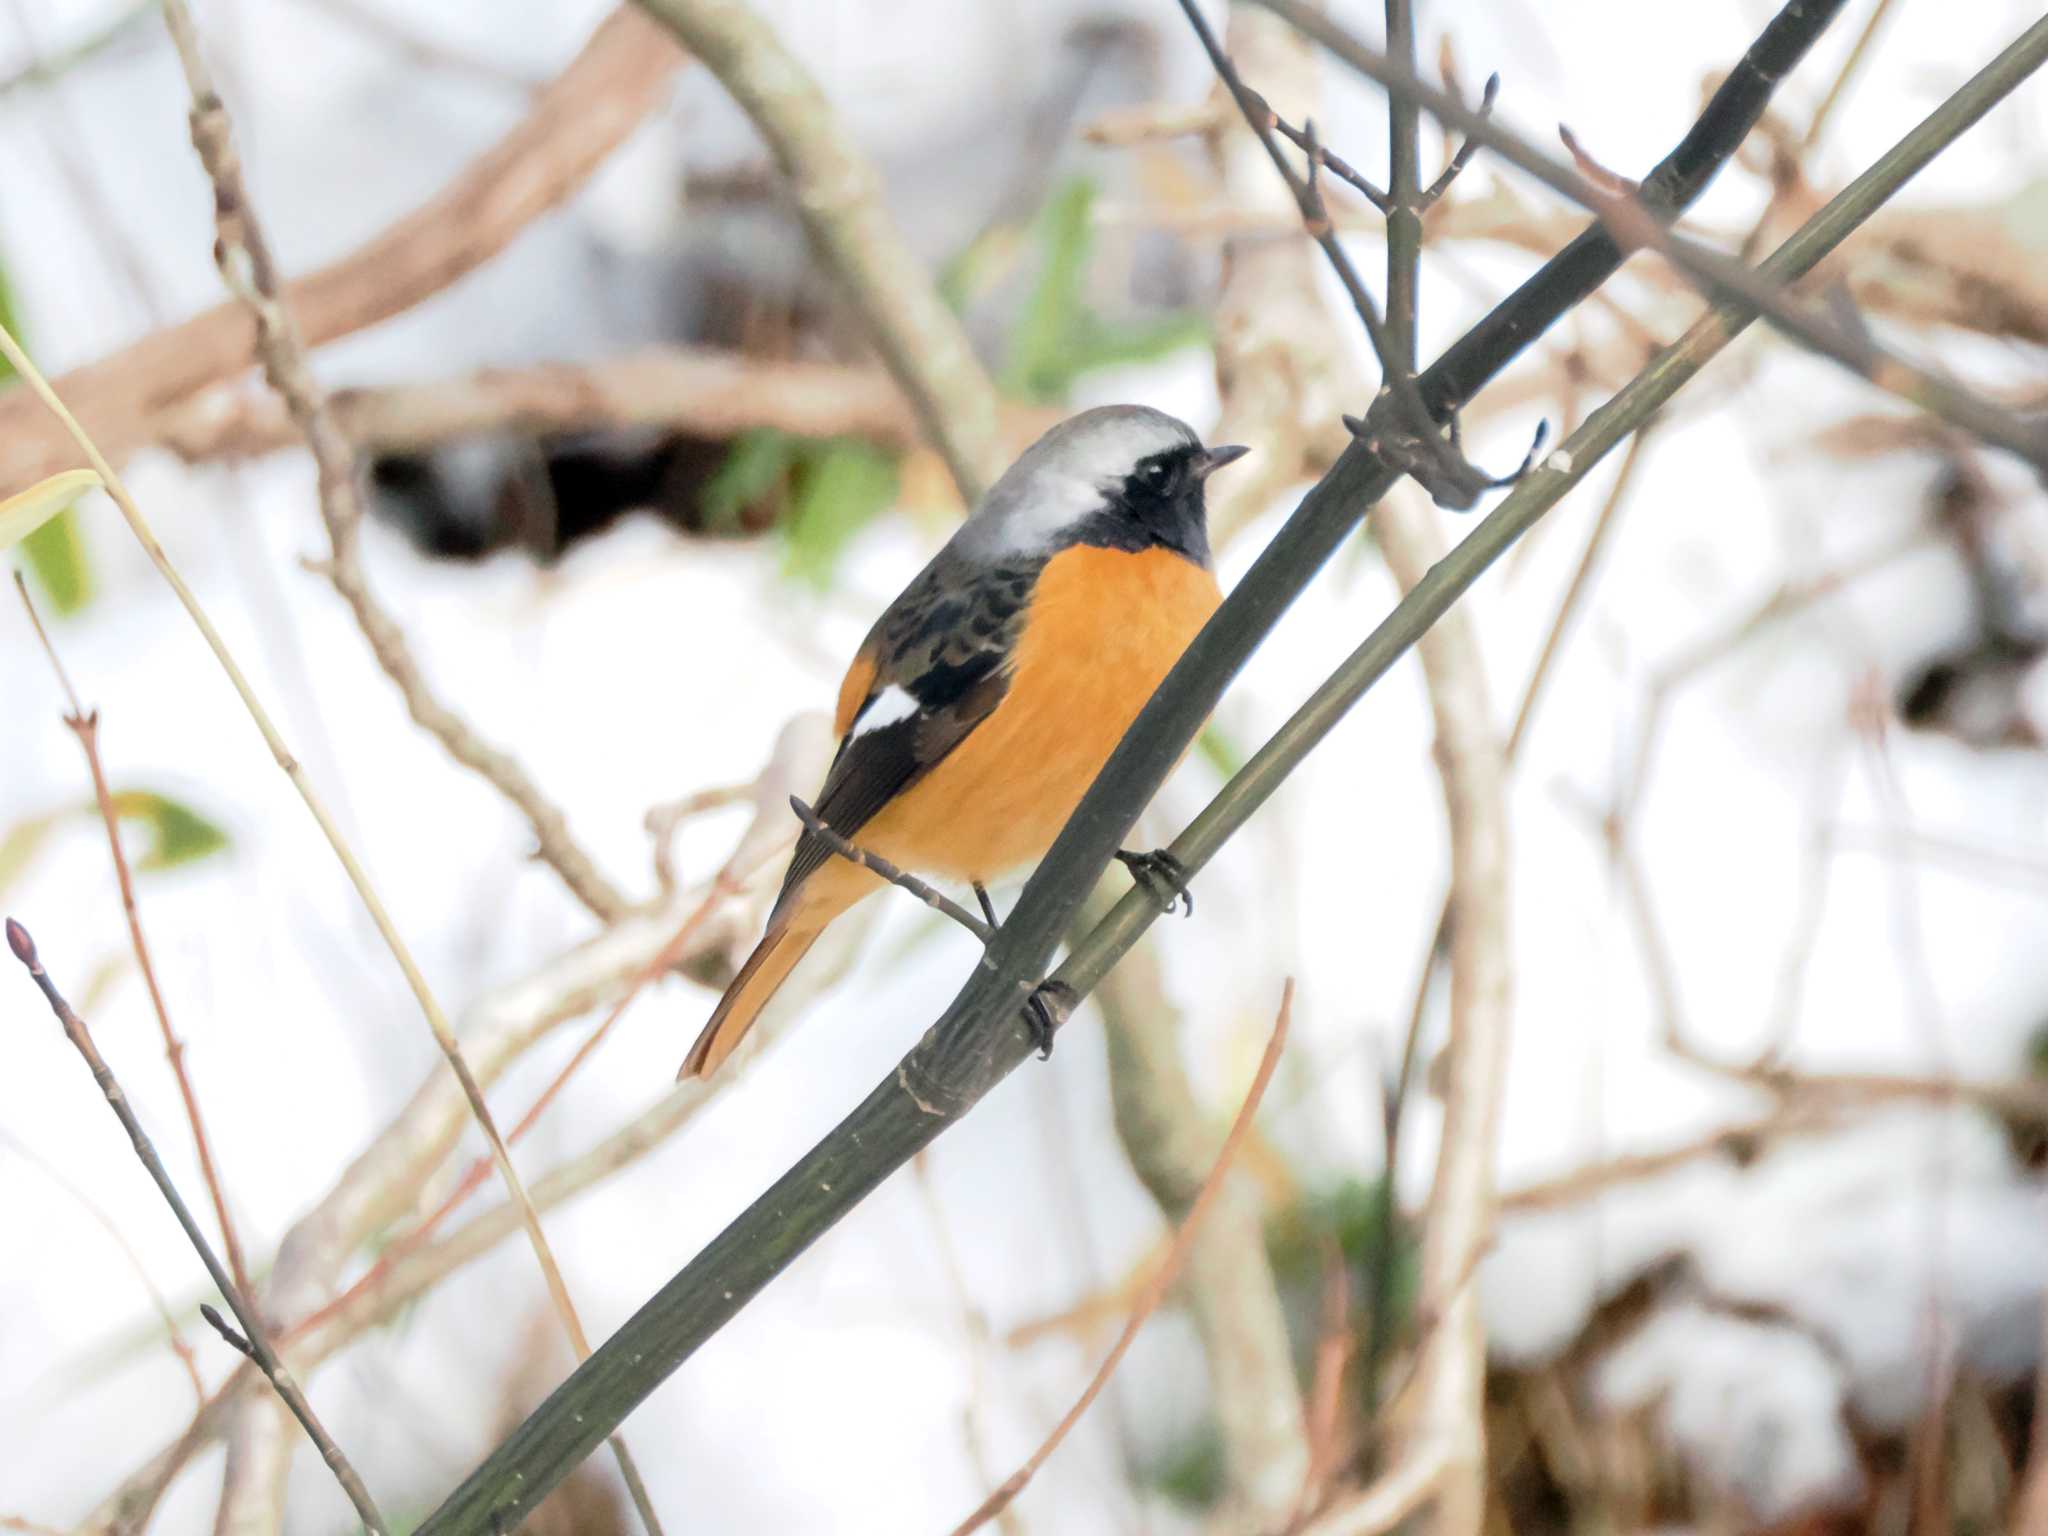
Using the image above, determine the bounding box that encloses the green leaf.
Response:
[19,508,93,612]
[998,176,1211,403]
[0,811,61,898]
[1194,723,1246,782]
[104,791,231,870]
[0,261,97,611]
[1003,177,1098,402]
[781,439,898,589]
[1141,1423,1227,1511]
[699,428,797,535]
[1064,309,1214,379]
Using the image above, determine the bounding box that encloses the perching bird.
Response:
[680,405,1248,1077]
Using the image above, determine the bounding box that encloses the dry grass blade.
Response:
[947,979,1296,1536]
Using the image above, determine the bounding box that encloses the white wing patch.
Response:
[849,682,922,739]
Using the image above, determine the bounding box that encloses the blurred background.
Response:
[3,1,2047,1532]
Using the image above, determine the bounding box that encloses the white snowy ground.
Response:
[2,1,2047,1531]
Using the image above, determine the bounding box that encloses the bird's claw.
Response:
[1116,848,1193,917]
[1023,979,1076,1060]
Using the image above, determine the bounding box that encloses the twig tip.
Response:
[5,918,33,967]
[199,1301,256,1359]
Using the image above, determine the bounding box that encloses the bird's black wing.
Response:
[775,550,1041,903]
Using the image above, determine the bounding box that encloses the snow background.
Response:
[2,0,2046,1530]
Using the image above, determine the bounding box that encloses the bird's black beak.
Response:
[1195,443,1251,480]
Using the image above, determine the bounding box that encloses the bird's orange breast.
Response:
[855,543,1221,883]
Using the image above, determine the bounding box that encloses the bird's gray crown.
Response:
[952,405,1204,560]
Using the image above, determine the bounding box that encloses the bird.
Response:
[679,405,1248,1078]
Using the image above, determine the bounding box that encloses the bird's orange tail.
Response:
[679,914,826,1078]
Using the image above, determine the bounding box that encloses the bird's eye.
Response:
[1135,460,1173,494]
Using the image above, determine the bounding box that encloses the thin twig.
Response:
[1419,73,1499,208]
[789,796,994,943]
[947,981,1294,1536]
[14,573,254,1301]
[155,11,666,1528]
[1258,0,2048,474]
[1271,113,1390,211]
[1801,0,1901,158]
[1177,0,1488,509]
[4,919,389,1536]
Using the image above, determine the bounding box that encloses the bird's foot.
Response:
[1116,848,1193,917]
[1022,979,1077,1060]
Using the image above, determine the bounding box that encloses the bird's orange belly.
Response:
[859,543,1221,883]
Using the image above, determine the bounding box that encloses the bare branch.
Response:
[15,573,253,1301]
[1259,0,2048,474]
[1177,0,1498,510]
[160,348,937,462]
[789,796,994,943]
[4,920,389,1536]
[0,5,686,498]
[1200,4,1367,550]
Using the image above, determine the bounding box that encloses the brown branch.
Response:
[15,573,253,1301]
[4,919,390,1536]
[0,5,685,497]
[1497,1107,1837,1211]
[632,0,1006,502]
[1201,4,1369,551]
[160,348,928,462]
[157,6,664,1531]
[948,980,1294,1536]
